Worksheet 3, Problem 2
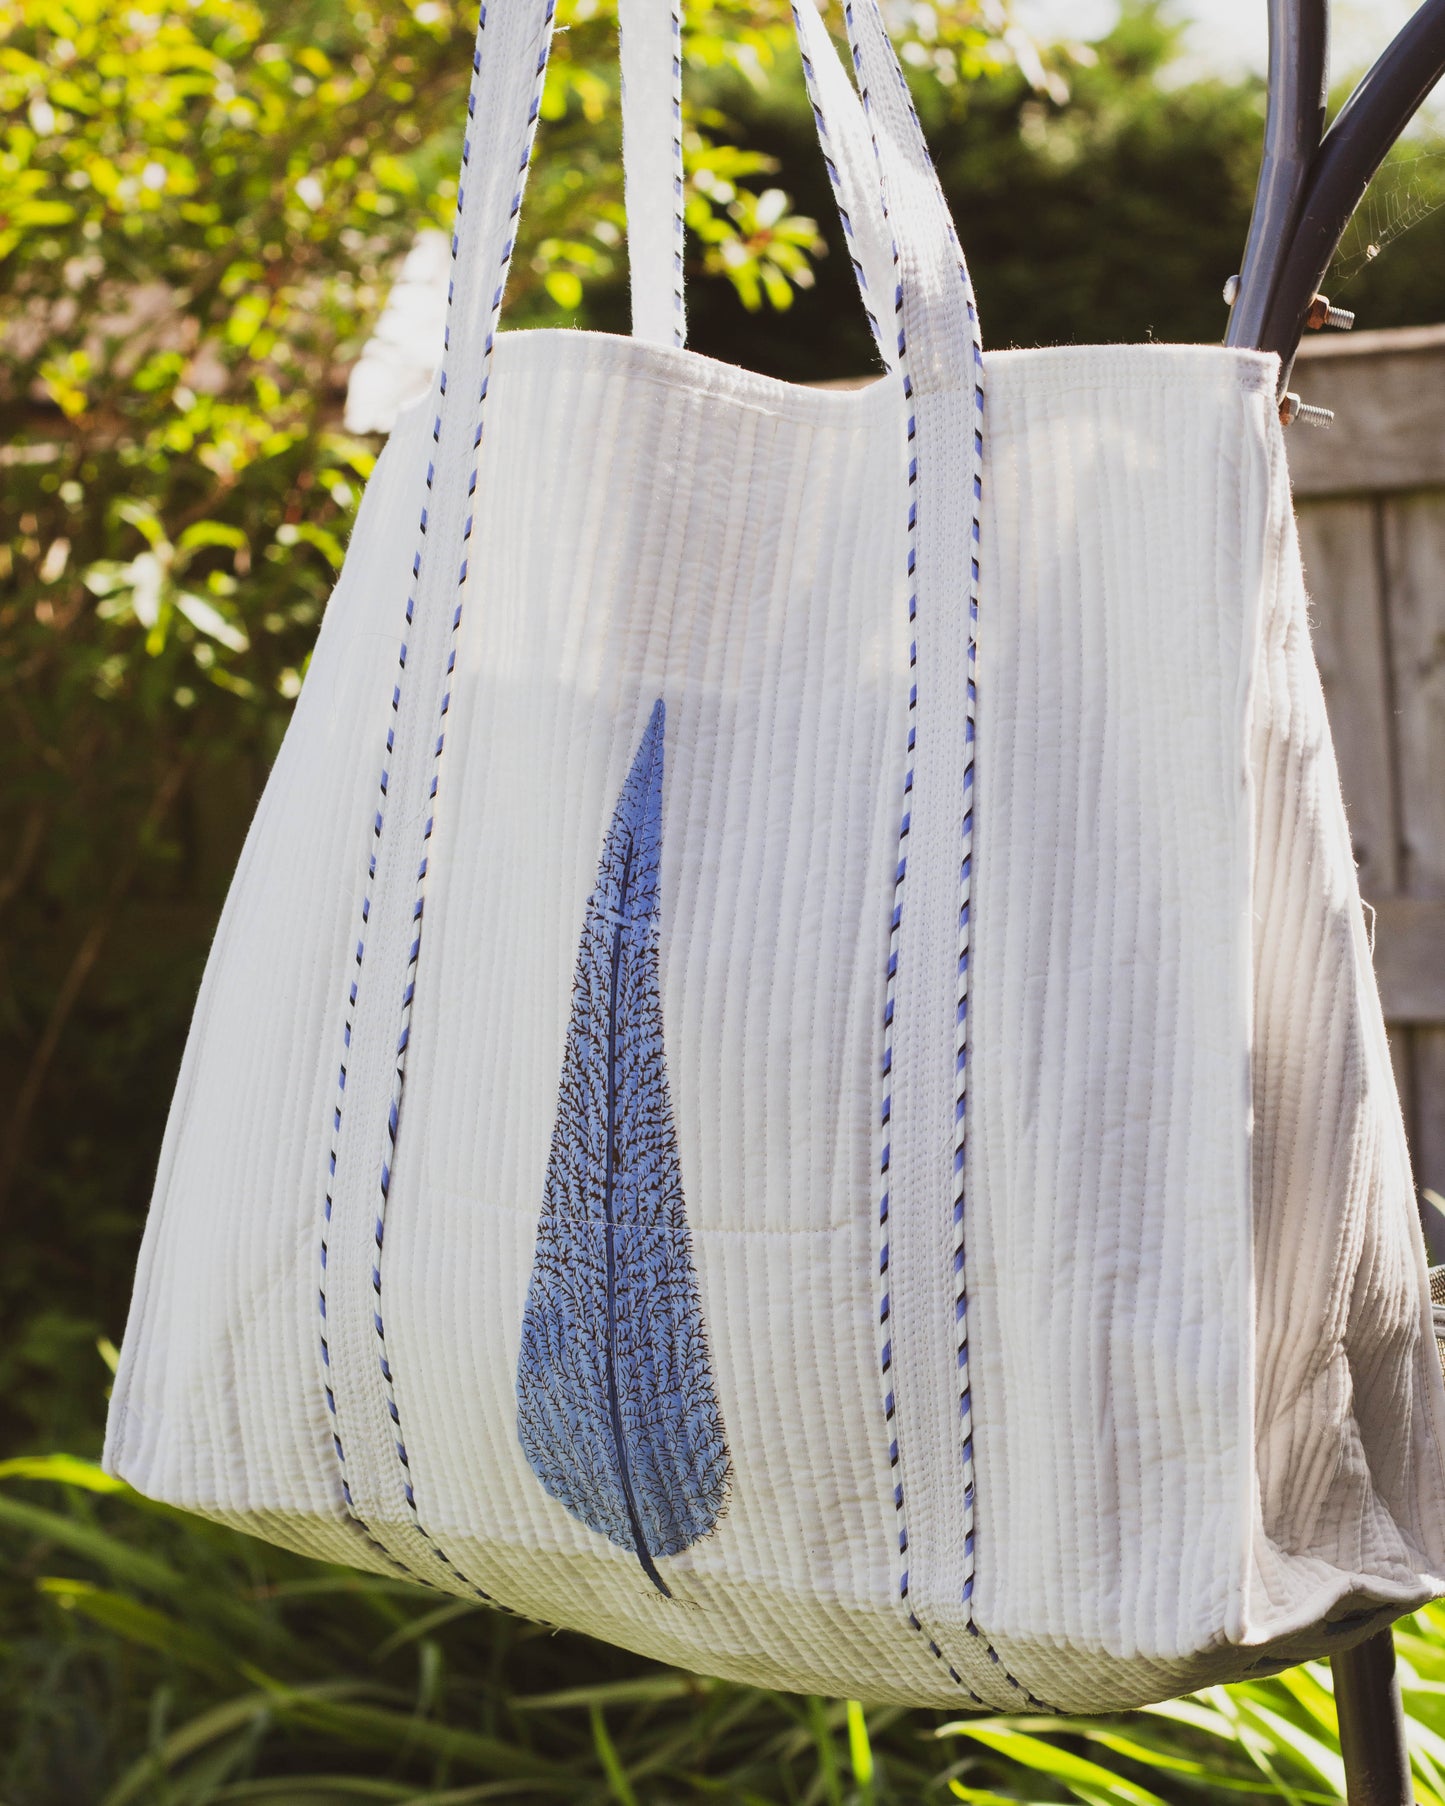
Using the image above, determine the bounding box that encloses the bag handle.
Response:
[786,0,901,370]
[838,0,982,396]
[618,0,899,369]
[423,0,983,611]
[618,0,686,346]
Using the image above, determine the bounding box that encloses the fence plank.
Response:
[1289,327,1445,498]
[1370,900,1445,1021]
[1382,493,1445,1203]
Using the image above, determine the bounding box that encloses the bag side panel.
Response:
[103,397,435,1567]
[1244,419,1445,1635]
[965,347,1270,1705]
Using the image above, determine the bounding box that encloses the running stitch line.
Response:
[316,732,435,1589]
[669,0,685,342]
[370,0,560,1599]
[318,0,551,1605]
[842,0,1054,1713]
[788,0,887,367]
[619,0,685,342]
[315,577,437,1585]
[316,0,503,1599]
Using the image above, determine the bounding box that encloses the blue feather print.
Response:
[516,699,729,1597]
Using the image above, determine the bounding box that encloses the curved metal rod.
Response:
[1226,0,1329,349]
[1261,0,1445,384]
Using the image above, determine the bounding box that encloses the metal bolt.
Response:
[1223,273,1240,306]
[1279,391,1335,429]
[1305,292,1355,331]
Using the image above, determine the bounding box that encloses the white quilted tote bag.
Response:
[105,0,1445,1713]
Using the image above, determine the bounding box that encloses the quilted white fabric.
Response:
[105,0,1445,1714]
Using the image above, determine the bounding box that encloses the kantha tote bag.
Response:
[104,0,1445,1713]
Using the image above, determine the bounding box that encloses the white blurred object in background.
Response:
[344,230,449,436]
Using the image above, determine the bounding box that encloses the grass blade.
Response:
[846,1699,875,1806]
[950,1727,1170,1806]
[591,1703,641,1806]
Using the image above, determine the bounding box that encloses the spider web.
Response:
[1328,141,1445,289]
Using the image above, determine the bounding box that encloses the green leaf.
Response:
[948,1787,1053,1804]
[247,1680,570,1780]
[846,1698,875,1800]
[952,1728,1171,1806]
[15,197,76,225]
[1227,1695,1346,1794]
[511,1676,706,1710]
[226,291,270,349]
[0,1492,189,1596]
[36,1576,237,1677]
[101,1686,380,1806]
[591,1704,641,1806]
[371,1599,482,1663]
[208,1782,417,1802]
[177,589,250,650]
[805,1696,844,1806]
[0,1453,128,1492]
[114,498,169,549]
[544,268,583,310]
[275,520,347,568]
[176,519,249,556]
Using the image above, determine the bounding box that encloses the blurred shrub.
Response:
[1,0,470,1455]
[682,2,1268,374]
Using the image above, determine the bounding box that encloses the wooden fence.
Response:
[1291,324,1445,1241]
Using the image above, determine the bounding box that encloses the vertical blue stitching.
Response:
[316,0,499,1599]
[318,0,555,1608]
[670,0,686,346]
[788,1,887,366]
[840,0,977,1703]
[367,0,559,1600]
[842,0,1053,1713]
[317,869,429,1586]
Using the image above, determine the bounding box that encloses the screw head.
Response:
[1305,292,1356,331]
[1223,273,1241,306]
[1279,391,1334,429]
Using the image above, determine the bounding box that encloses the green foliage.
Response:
[5,1458,1445,1804]
[680,2,1268,375]
[682,3,1445,377]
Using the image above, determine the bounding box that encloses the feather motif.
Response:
[516,699,729,1596]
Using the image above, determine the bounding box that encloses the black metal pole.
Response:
[1334,1629,1414,1806]
[1260,0,1445,384]
[1224,0,1329,351]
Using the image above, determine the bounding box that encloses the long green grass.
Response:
[3,1454,1443,1804]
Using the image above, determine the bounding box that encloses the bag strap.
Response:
[841,0,981,395]
[618,0,899,368]
[788,0,899,370]
[433,0,979,502]
[618,0,686,346]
